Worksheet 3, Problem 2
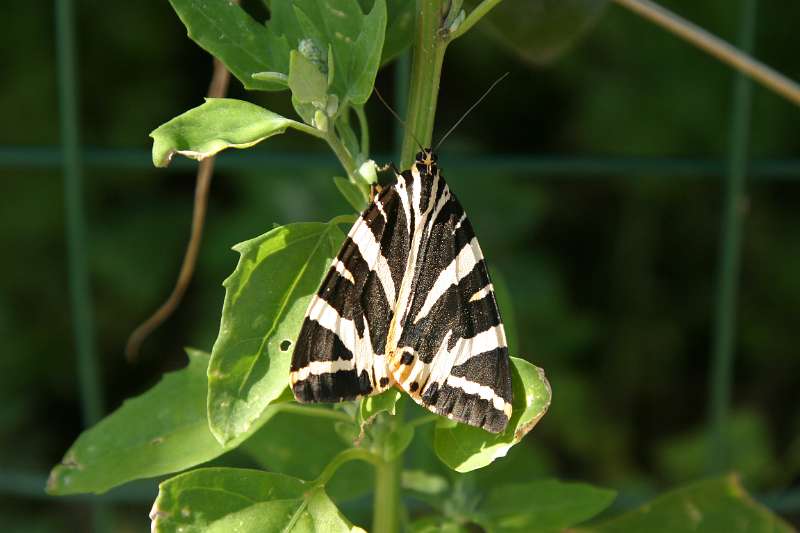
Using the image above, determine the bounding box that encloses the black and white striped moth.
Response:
[290,149,512,433]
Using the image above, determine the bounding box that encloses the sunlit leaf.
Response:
[359,389,403,426]
[167,0,291,91]
[47,350,277,495]
[289,50,329,106]
[150,468,365,532]
[434,357,551,472]
[207,221,347,445]
[292,0,387,105]
[150,98,301,167]
[169,0,387,104]
[576,475,794,533]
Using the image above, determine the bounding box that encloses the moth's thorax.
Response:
[414,148,439,177]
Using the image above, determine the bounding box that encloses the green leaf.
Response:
[289,49,329,106]
[150,98,300,167]
[577,475,794,533]
[291,0,386,105]
[168,0,388,102]
[207,221,346,445]
[251,71,290,86]
[357,0,414,64]
[333,176,369,212]
[335,111,362,160]
[359,389,402,426]
[382,0,415,63]
[475,479,616,532]
[477,0,608,65]
[239,410,372,502]
[150,468,364,532]
[434,357,551,472]
[47,350,275,495]
[167,0,291,91]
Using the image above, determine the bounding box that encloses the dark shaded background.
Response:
[2,1,799,531]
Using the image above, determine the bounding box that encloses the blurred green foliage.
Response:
[1,0,799,530]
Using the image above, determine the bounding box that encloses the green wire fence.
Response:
[1,0,797,530]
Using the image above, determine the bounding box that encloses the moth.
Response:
[290,149,512,433]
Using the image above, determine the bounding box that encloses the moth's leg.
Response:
[369,183,383,203]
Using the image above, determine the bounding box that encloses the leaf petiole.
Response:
[273,403,353,424]
[354,104,370,158]
[448,0,503,41]
[324,127,359,178]
[311,448,383,487]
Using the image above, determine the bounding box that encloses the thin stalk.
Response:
[372,453,403,533]
[708,0,756,474]
[125,55,233,361]
[312,448,382,487]
[393,51,411,156]
[354,104,370,159]
[449,0,503,40]
[401,0,448,167]
[614,0,800,107]
[274,403,353,423]
[55,0,109,530]
[372,397,407,533]
[288,119,359,176]
[374,4,448,531]
[55,0,102,436]
[325,128,358,177]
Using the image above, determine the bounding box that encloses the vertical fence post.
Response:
[708,0,757,473]
[54,0,109,529]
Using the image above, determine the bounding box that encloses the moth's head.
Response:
[415,148,438,171]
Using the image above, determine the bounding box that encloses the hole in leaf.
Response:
[280,340,292,351]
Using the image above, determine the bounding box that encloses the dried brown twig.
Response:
[125,56,233,361]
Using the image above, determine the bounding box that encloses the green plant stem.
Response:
[274,403,353,423]
[354,104,370,159]
[401,0,448,167]
[55,1,110,530]
[708,0,756,474]
[372,397,407,533]
[289,120,358,177]
[449,0,503,40]
[373,4,449,531]
[326,129,358,177]
[373,453,402,533]
[312,448,382,487]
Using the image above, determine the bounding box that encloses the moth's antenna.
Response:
[373,87,425,152]
[434,72,510,152]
